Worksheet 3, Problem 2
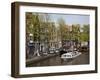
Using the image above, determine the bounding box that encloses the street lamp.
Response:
[29,33,33,36]
[28,33,34,58]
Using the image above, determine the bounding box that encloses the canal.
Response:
[26,52,89,67]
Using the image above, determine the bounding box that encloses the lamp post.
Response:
[28,33,34,58]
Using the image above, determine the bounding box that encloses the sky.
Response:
[31,12,90,27]
[50,14,90,26]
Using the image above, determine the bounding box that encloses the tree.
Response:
[26,12,33,34]
[26,13,43,42]
[57,18,68,40]
[80,24,89,42]
[71,24,80,40]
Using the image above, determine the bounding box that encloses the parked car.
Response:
[55,48,60,53]
[49,48,55,54]
[78,46,88,52]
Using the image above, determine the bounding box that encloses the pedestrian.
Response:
[28,40,34,58]
[28,33,34,58]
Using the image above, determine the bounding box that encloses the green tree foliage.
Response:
[26,13,56,43]
[26,12,33,33]
[57,18,69,41]
[26,12,39,41]
[71,24,80,40]
[80,24,89,42]
[26,12,89,44]
[32,14,41,41]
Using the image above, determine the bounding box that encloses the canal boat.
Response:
[61,51,81,59]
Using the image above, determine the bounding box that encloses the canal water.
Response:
[27,52,89,67]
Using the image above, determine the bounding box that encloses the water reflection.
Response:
[26,52,89,67]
